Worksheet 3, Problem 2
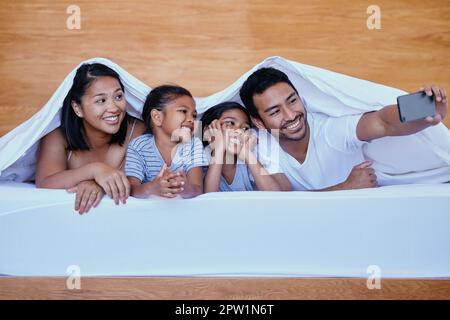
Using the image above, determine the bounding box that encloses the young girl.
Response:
[201,101,291,192]
[125,85,208,199]
[36,63,146,214]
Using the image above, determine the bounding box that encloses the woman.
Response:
[36,63,145,214]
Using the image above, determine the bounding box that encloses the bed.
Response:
[1,56,449,299]
[1,182,449,299]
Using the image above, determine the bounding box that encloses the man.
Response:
[239,67,448,191]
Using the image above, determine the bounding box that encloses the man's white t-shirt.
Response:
[257,112,368,191]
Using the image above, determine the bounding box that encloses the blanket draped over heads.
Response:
[0,56,449,184]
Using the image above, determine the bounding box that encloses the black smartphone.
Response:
[397,92,436,123]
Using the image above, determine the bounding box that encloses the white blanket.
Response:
[0,56,449,183]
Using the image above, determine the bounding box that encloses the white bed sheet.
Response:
[1,182,449,278]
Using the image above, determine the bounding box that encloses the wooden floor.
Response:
[0,0,449,136]
[1,0,449,299]
[1,277,449,300]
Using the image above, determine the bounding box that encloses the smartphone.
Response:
[397,92,436,123]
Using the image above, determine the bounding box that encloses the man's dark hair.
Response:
[141,85,193,133]
[239,67,298,119]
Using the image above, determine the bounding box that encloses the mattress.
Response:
[1,182,449,278]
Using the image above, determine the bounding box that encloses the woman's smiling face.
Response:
[72,76,127,135]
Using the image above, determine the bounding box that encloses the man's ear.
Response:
[151,109,163,127]
[251,116,266,130]
[71,101,83,118]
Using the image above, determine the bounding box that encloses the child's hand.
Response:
[153,164,185,198]
[171,126,193,143]
[66,180,104,215]
[173,166,203,199]
[237,131,258,163]
[168,167,187,195]
[205,120,226,157]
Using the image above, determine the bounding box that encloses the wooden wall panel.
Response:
[0,0,449,136]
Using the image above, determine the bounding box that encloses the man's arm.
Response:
[315,160,377,191]
[356,85,447,142]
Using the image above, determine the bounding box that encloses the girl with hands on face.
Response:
[125,85,208,199]
[201,102,291,193]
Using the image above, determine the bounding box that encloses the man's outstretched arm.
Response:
[356,85,448,142]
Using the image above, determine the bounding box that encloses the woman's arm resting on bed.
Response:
[35,129,129,204]
[35,129,93,188]
[356,85,447,142]
[66,180,104,214]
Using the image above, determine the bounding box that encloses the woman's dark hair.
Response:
[61,63,128,151]
[239,67,298,119]
[141,84,193,133]
[200,101,251,147]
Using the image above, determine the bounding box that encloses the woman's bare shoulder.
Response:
[41,127,67,148]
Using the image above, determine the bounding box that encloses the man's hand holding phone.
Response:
[397,85,447,125]
[419,85,447,125]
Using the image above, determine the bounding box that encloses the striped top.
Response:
[125,134,209,183]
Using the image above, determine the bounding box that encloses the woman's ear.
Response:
[151,109,163,127]
[251,116,265,130]
[71,101,83,118]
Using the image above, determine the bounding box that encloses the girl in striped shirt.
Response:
[125,85,208,199]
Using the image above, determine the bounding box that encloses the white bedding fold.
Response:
[0,56,449,183]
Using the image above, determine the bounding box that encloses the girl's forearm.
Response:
[180,182,203,198]
[130,180,157,198]
[246,155,283,191]
[204,162,223,193]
